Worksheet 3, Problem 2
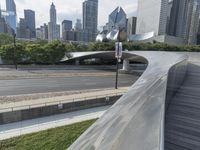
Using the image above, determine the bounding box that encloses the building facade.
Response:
[108,7,127,32]
[42,23,48,40]
[127,17,137,37]
[5,0,16,32]
[24,9,36,38]
[75,19,82,31]
[62,20,72,31]
[168,0,200,44]
[136,0,168,36]
[83,0,98,42]
[16,18,31,39]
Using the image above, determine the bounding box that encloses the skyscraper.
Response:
[0,6,14,35]
[62,20,73,40]
[75,19,82,31]
[0,7,2,18]
[6,0,16,12]
[136,0,168,36]
[48,3,60,42]
[169,0,200,44]
[83,0,98,42]
[5,0,16,32]
[50,3,56,23]
[108,7,127,32]
[127,17,137,37]
[16,18,31,39]
[62,20,72,31]
[24,9,36,38]
[42,23,48,40]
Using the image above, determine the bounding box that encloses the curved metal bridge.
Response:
[64,51,200,150]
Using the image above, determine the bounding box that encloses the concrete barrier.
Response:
[0,95,121,125]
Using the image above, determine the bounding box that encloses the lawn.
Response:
[0,119,96,150]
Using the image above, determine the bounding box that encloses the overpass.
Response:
[64,51,200,150]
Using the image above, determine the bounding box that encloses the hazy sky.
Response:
[0,0,138,28]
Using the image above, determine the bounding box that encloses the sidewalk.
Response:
[0,106,110,140]
[0,87,128,113]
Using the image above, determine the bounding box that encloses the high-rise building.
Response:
[0,7,1,18]
[16,18,31,39]
[6,0,16,12]
[127,17,137,37]
[75,19,82,31]
[36,28,42,39]
[62,20,73,40]
[169,0,200,44]
[24,9,36,38]
[108,7,127,32]
[42,23,48,40]
[5,0,16,32]
[0,17,8,33]
[36,24,48,40]
[62,20,72,32]
[83,0,98,42]
[0,7,14,34]
[62,30,75,41]
[136,0,168,36]
[166,0,173,34]
[48,3,60,41]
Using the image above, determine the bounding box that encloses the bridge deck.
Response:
[165,63,200,150]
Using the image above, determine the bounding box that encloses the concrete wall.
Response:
[0,95,121,125]
[0,57,3,64]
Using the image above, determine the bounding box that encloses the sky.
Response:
[0,0,138,28]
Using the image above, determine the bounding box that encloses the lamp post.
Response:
[13,33,17,70]
[115,28,122,89]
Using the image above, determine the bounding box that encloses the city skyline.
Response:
[0,0,137,28]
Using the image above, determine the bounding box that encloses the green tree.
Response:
[0,43,26,64]
[0,33,13,46]
[25,44,45,64]
[43,41,67,64]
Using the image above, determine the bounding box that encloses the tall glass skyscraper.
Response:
[24,9,36,38]
[83,0,98,42]
[5,0,16,32]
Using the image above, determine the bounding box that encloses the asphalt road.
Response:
[0,68,139,96]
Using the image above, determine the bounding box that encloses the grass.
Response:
[0,119,96,150]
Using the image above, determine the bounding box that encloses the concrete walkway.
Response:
[0,87,128,113]
[0,106,110,140]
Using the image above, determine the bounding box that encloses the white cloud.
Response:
[0,0,138,28]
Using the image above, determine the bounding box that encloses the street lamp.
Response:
[115,28,123,89]
[13,33,17,70]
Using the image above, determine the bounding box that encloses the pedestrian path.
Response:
[0,106,110,140]
[0,87,128,113]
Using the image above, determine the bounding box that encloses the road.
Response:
[0,106,110,140]
[0,66,139,96]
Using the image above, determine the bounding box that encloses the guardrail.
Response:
[0,92,126,113]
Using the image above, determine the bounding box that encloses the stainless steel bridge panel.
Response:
[67,51,188,150]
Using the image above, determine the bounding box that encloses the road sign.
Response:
[115,42,123,58]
